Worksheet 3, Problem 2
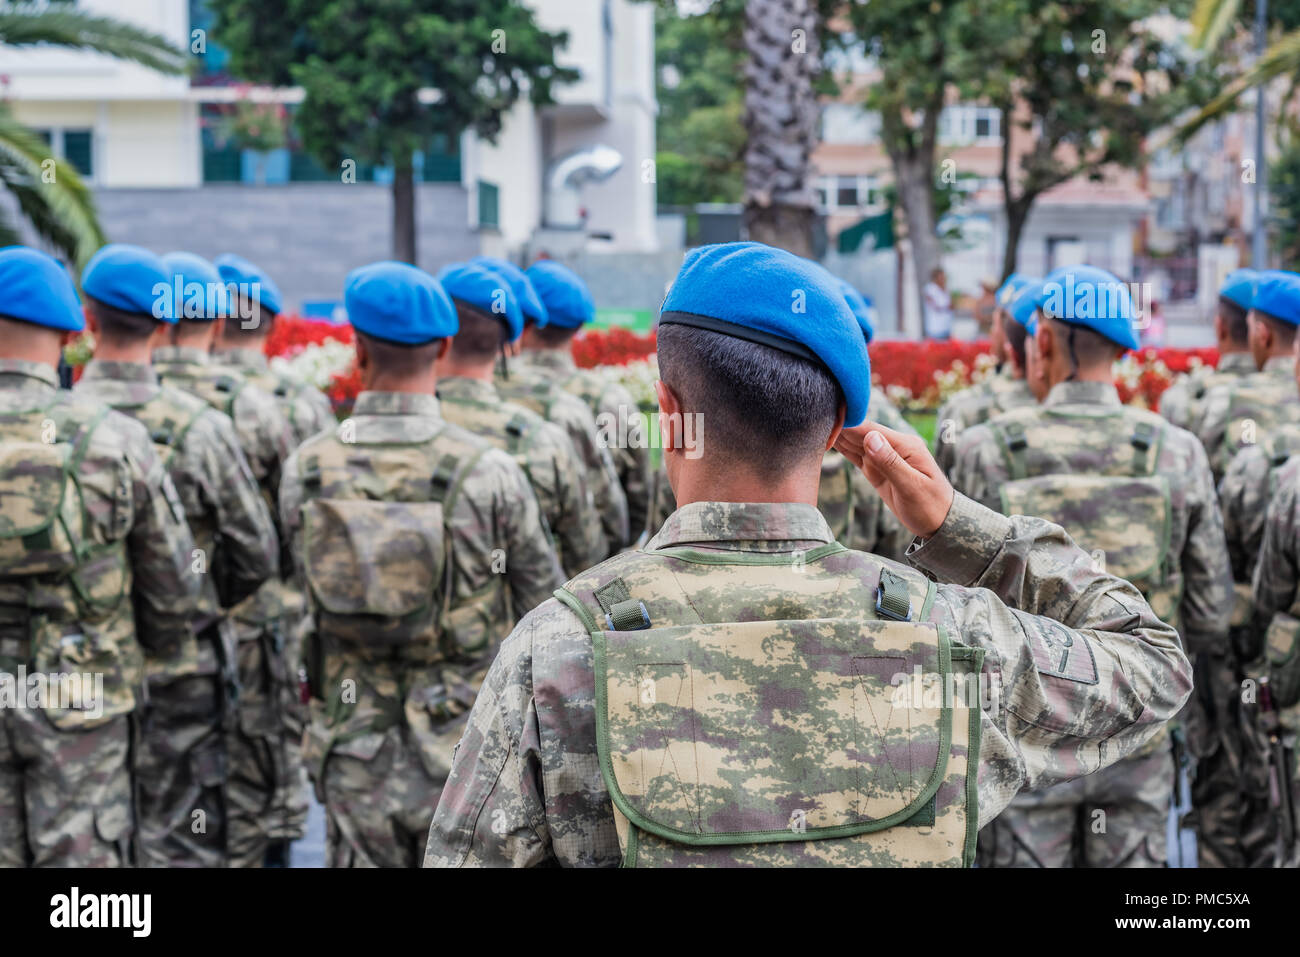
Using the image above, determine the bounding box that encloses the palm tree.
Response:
[0,1,188,265]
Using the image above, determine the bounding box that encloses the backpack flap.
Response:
[0,440,75,577]
[301,498,446,646]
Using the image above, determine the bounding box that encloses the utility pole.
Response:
[1253,0,1269,268]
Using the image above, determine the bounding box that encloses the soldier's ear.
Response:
[825,402,846,452]
[436,338,452,361]
[354,335,370,372]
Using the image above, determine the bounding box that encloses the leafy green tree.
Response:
[208,0,577,264]
[1270,136,1300,261]
[0,1,188,264]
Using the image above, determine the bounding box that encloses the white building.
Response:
[3,0,658,307]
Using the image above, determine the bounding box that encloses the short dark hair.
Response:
[1047,317,1125,370]
[449,301,511,363]
[85,295,160,345]
[356,330,443,377]
[529,323,575,348]
[1002,311,1027,370]
[1217,296,1249,346]
[1255,308,1298,348]
[221,293,275,339]
[656,323,841,479]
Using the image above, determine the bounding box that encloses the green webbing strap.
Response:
[504,413,530,455]
[593,578,632,617]
[607,598,651,631]
[875,567,913,622]
[214,375,247,417]
[429,454,460,503]
[1002,422,1028,480]
[1131,421,1157,474]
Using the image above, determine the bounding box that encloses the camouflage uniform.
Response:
[496,366,629,556]
[438,375,602,576]
[949,380,1232,867]
[75,359,278,867]
[152,345,303,867]
[934,372,1036,475]
[279,390,563,867]
[212,346,335,446]
[1246,454,1300,866]
[1158,352,1255,433]
[0,359,200,867]
[423,493,1190,867]
[1196,356,1300,484]
[520,350,652,547]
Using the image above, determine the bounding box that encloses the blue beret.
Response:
[161,251,230,321]
[344,261,457,344]
[0,246,84,332]
[214,253,283,316]
[835,277,875,344]
[1009,279,1045,333]
[996,273,1032,308]
[1219,268,1257,312]
[659,242,872,426]
[438,262,524,342]
[525,260,594,331]
[1252,270,1300,326]
[471,256,548,327]
[82,243,175,322]
[1040,265,1140,351]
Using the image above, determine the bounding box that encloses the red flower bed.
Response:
[263,313,353,357]
[571,327,656,369]
[868,339,994,406]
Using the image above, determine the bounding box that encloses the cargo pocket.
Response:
[405,672,477,782]
[31,616,130,732]
[1265,612,1300,708]
[93,722,134,864]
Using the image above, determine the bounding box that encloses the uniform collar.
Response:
[152,345,211,366]
[524,349,576,374]
[80,359,159,385]
[0,358,59,390]
[437,376,499,404]
[212,347,269,371]
[646,501,835,552]
[1217,351,1256,374]
[1261,355,1296,377]
[352,390,441,417]
[1043,380,1122,409]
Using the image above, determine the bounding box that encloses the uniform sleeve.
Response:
[601,382,652,541]
[933,396,961,475]
[537,424,603,576]
[1159,379,1191,430]
[907,493,1192,824]
[122,429,203,651]
[423,609,555,868]
[475,451,565,619]
[1195,386,1232,480]
[1173,436,1233,655]
[1251,460,1300,660]
[564,401,629,555]
[277,448,307,583]
[199,412,278,606]
[945,423,1005,510]
[1220,445,1273,583]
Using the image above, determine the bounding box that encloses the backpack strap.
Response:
[592,577,651,631]
[213,374,249,418]
[875,567,915,622]
[997,421,1029,480]
[1130,420,1161,476]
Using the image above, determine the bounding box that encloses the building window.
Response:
[938,105,1001,146]
[821,104,880,145]
[29,128,95,180]
[816,174,882,212]
[478,180,500,229]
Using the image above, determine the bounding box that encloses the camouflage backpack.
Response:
[156,367,249,420]
[294,424,492,663]
[1218,377,1300,472]
[0,401,133,730]
[991,406,1179,627]
[555,545,982,867]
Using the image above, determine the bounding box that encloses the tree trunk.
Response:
[881,96,942,339]
[392,159,417,264]
[1001,196,1031,283]
[740,0,819,258]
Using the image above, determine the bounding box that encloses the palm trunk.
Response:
[392,158,417,264]
[740,0,819,258]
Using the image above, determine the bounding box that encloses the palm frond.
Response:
[1190,0,1243,51]
[0,111,105,266]
[0,2,188,75]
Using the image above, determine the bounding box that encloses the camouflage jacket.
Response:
[1196,356,1300,484]
[1219,423,1300,585]
[212,346,335,447]
[947,380,1231,655]
[495,366,629,556]
[521,350,652,546]
[0,359,201,725]
[1252,455,1300,655]
[437,375,602,577]
[423,494,1190,867]
[74,360,278,680]
[934,372,1036,475]
[280,391,563,760]
[1159,352,1254,433]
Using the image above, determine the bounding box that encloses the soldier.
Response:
[1197,270,1300,484]
[211,252,331,867]
[504,258,651,548]
[1159,269,1258,432]
[74,244,278,868]
[490,263,629,558]
[949,265,1230,868]
[934,274,1039,474]
[423,242,1191,868]
[434,262,602,577]
[151,251,302,868]
[0,246,201,867]
[279,261,563,867]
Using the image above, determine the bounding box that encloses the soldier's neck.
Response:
[435,359,494,382]
[92,341,152,365]
[670,458,821,508]
[364,371,439,395]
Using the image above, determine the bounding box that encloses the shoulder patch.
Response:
[1014,609,1098,684]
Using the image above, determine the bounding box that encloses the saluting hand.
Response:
[835,422,954,539]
